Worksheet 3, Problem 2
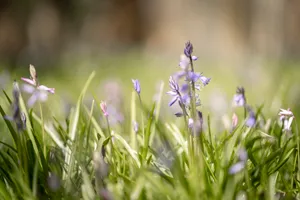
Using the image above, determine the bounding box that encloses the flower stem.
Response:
[39,103,46,156]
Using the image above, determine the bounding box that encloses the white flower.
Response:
[279,108,294,131]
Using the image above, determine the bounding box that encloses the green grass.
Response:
[0,56,300,199]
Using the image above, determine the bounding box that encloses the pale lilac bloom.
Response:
[229,162,245,174]
[233,94,245,107]
[191,56,198,61]
[233,87,246,107]
[22,84,52,107]
[132,79,141,94]
[199,76,211,86]
[21,64,55,106]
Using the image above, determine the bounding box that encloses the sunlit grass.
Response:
[0,52,300,199]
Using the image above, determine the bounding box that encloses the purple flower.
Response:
[180,83,189,93]
[21,65,55,94]
[199,75,211,86]
[184,41,193,57]
[229,162,245,174]
[167,76,187,107]
[229,148,248,174]
[132,79,141,94]
[22,84,50,107]
[5,82,26,130]
[186,72,201,82]
[246,110,256,127]
[21,64,55,107]
[233,87,246,107]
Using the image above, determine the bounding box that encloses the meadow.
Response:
[0,42,300,200]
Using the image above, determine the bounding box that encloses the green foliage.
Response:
[0,71,299,200]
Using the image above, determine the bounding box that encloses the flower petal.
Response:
[166,91,177,96]
[27,94,38,107]
[192,56,198,61]
[168,96,178,107]
[21,77,36,86]
[38,85,55,94]
[200,76,211,86]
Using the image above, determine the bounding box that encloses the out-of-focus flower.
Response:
[21,65,55,106]
[279,108,293,119]
[184,41,193,57]
[5,82,26,131]
[47,172,61,192]
[133,121,139,133]
[179,55,190,70]
[21,65,55,94]
[246,108,256,127]
[100,101,109,117]
[229,161,245,175]
[229,148,248,174]
[232,113,238,130]
[279,108,294,131]
[132,79,141,95]
[233,87,246,107]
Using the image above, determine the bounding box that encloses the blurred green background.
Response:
[0,0,300,118]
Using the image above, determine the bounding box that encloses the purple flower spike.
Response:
[184,41,193,57]
[132,79,141,94]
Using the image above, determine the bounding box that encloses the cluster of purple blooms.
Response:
[233,87,256,127]
[167,41,211,120]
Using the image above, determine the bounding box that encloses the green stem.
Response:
[295,119,300,181]
[39,103,46,156]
